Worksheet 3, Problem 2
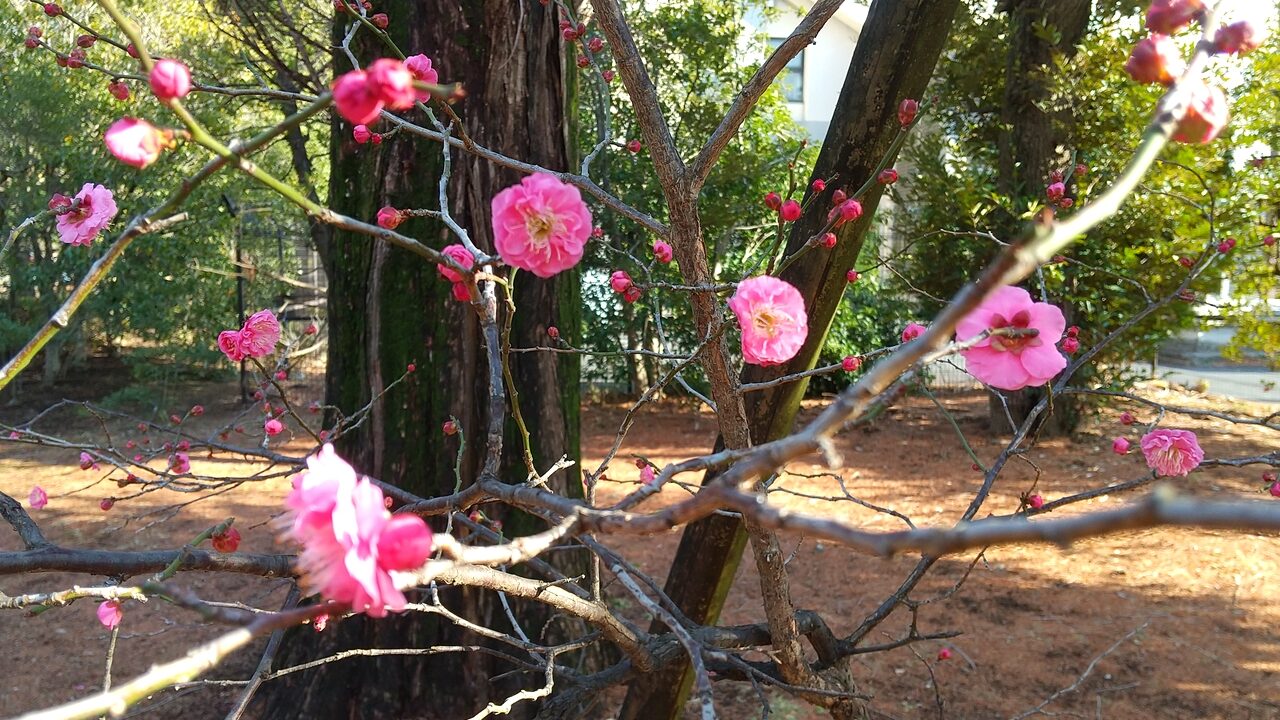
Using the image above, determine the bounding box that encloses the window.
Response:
[767,38,804,103]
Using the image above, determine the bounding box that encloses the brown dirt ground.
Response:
[2,380,1279,719]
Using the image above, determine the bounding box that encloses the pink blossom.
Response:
[1045,182,1066,201]
[779,199,802,222]
[404,54,438,102]
[79,451,97,470]
[1172,81,1229,145]
[242,310,282,358]
[332,69,383,124]
[265,418,284,436]
[728,276,808,366]
[652,240,673,263]
[877,168,899,185]
[1112,437,1130,455]
[149,59,191,101]
[609,270,633,293]
[284,445,434,617]
[28,486,48,510]
[898,98,919,127]
[1125,34,1185,86]
[353,124,371,144]
[763,191,782,210]
[901,322,927,343]
[376,206,404,229]
[1028,494,1045,510]
[218,330,246,362]
[956,286,1066,391]
[639,466,656,484]
[367,58,416,110]
[55,183,118,246]
[437,243,474,283]
[104,118,169,169]
[1215,21,1265,55]
[491,173,592,278]
[1146,0,1203,35]
[450,283,470,302]
[171,452,191,474]
[1140,429,1203,477]
[97,600,123,629]
[841,355,861,372]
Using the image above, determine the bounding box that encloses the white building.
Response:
[746,0,867,141]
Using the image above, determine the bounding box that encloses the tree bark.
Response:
[258,3,582,718]
[618,1,962,717]
[989,0,1091,436]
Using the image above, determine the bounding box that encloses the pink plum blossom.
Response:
[149,59,191,101]
[1172,81,1229,145]
[217,310,281,362]
[491,173,592,278]
[404,54,438,101]
[28,486,48,509]
[97,600,123,629]
[170,452,191,474]
[352,124,371,144]
[437,244,474,283]
[104,118,169,169]
[610,270,633,294]
[639,466,656,484]
[284,445,434,617]
[332,69,383,124]
[1112,437,1131,455]
[55,183,117,246]
[728,276,808,366]
[901,323,927,343]
[956,286,1066,391]
[1124,34,1185,85]
[1140,429,1204,477]
[1215,21,1264,55]
[1146,0,1203,35]
[265,418,284,436]
[367,58,416,110]
[652,240,673,263]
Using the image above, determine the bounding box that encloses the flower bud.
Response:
[352,124,372,144]
[1214,21,1264,56]
[763,191,782,210]
[779,199,802,222]
[1124,34,1185,86]
[371,12,388,29]
[150,59,192,101]
[376,205,404,229]
[897,98,918,127]
[626,139,642,153]
[1172,81,1229,145]
[877,168,899,184]
[1146,0,1203,35]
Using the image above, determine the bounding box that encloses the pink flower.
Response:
[376,206,404,229]
[332,69,383,124]
[898,98,919,127]
[265,418,284,436]
[763,191,782,210]
[241,310,282,358]
[437,243,474,283]
[1140,429,1203,477]
[1112,437,1131,455]
[55,183,118,246]
[1045,182,1066,201]
[218,330,246,362]
[901,322,927,342]
[28,486,48,509]
[450,282,470,302]
[104,118,169,169]
[1125,34,1185,85]
[491,173,592,278]
[1215,21,1264,56]
[639,466,656,484]
[609,270,633,293]
[149,59,191,101]
[404,54,438,101]
[956,286,1067,391]
[367,58,416,110]
[1028,494,1045,510]
[284,445,434,617]
[170,452,191,474]
[107,81,129,101]
[1119,411,1136,426]
[79,451,96,470]
[652,240,673,263]
[728,276,808,366]
[97,600,123,629]
[352,124,371,144]
[1146,0,1203,35]
[841,355,861,372]
[877,168,899,185]
[779,199,802,222]
[1172,80,1229,144]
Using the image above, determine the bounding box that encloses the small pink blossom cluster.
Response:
[51,183,118,246]
[1043,165,1085,211]
[728,276,809,366]
[436,244,476,302]
[217,309,282,363]
[610,270,642,304]
[956,286,1067,391]
[332,55,437,125]
[763,192,803,223]
[492,173,592,278]
[285,445,434,617]
[1139,428,1203,477]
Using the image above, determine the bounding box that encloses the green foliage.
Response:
[895,4,1279,379]
[0,0,322,385]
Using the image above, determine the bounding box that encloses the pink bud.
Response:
[176,440,190,451]
[376,206,404,229]
[66,48,86,69]
[1146,0,1204,35]
[1058,197,1074,209]
[591,226,604,239]
[1172,81,1229,145]
[602,70,615,83]
[442,419,459,436]
[1178,256,1194,268]
[371,12,388,29]
[547,326,560,340]
[371,133,383,145]
[305,323,318,335]
[1263,235,1275,247]
[100,497,114,511]
[820,232,837,249]
[639,465,656,484]
[763,191,782,210]
[150,59,192,101]
[897,98,919,127]
[97,600,122,629]
[1270,482,1280,499]
[652,239,673,263]
[48,193,72,213]
[275,369,288,380]
[831,189,847,205]
[623,285,643,304]
[212,527,241,553]
[588,36,604,53]
[1217,237,1236,253]
[877,168,899,185]
[1045,182,1066,201]
[28,486,48,510]
[936,647,952,661]
[1028,493,1045,510]
[846,269,860,284]
[264,418,284,436]
[24,36,38,49]
[191,404,205,416]
[79,452,95,470]
[43,3,61,16]
[451,282,470,302]
[1119,411,1135,425]
[1066,325,1079,338]
[1112,437,1130,455]
[406,362,416,373]
[901,322,926,342]
[779,199,802,222]
[76,34,96,48]
[108,81,130,101]
[126,43,139,58]
[104,118,170,169]
[1049,169,1065,184]
[353,124,371,144]
[1075,163,1088,176]
[626,139,642,153]
[811,178,826,193]
[1124,34,1185,86]
[841,355,861,372]
[171,452,191,474]
[577,54,589,69]
[1060,336,1079,354]
[837,199,863,224]
[610,270,633,293]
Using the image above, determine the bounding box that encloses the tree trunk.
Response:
[618,1,962,717]
[258,3,581,718]
[988,0,1091,436]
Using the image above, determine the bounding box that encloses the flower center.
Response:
[752,306,782,338]
[524,209,558,248]
[68,196,92,223]
[987,309,1040,353]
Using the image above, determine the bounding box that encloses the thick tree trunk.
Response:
[989,0,1091,436]
[258,3,581,719]
[618,2,962,717]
